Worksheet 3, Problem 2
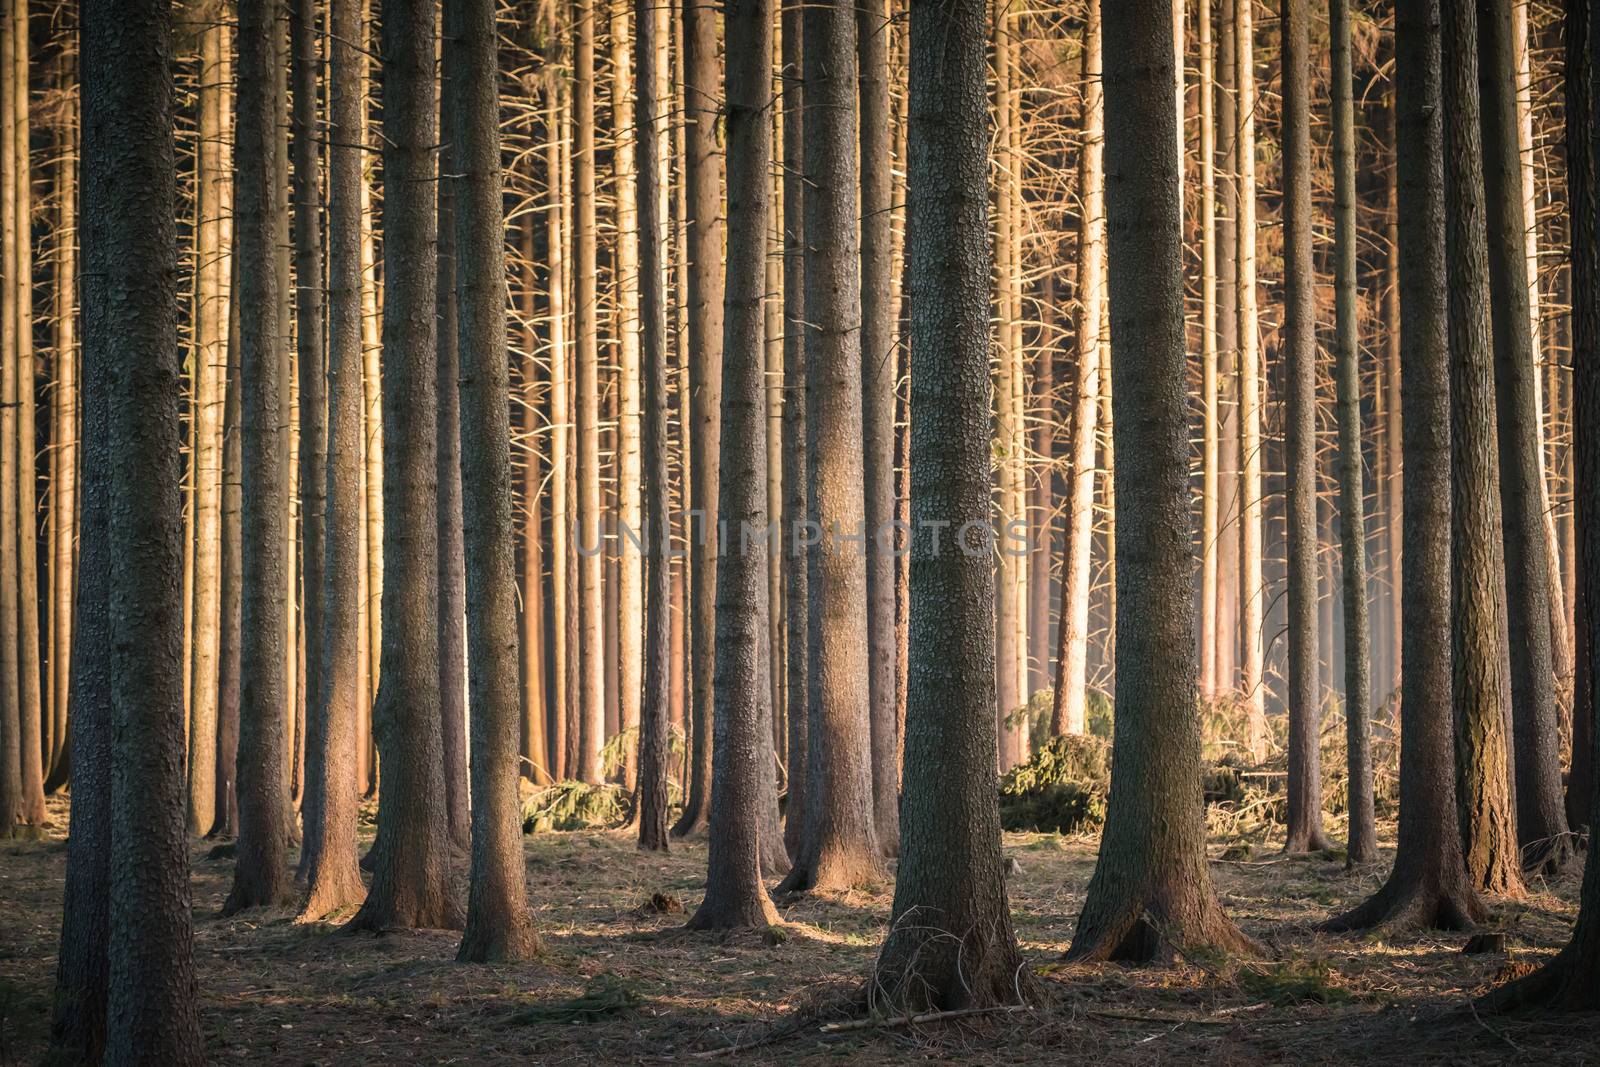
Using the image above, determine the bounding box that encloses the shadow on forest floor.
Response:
[2,791,1597,1065]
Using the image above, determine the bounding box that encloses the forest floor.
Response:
[3,792,1598,1065]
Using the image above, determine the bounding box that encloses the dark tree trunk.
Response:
[344,0,463,934]
[450,0,539,962]
[290,0,328,884]
[1479,0,1600,1011]
[779,0,808,861]
[1477,0,1574,877]
[671,0,724,835]
[1065,0,1256,965]
[1325,0,1487,933]
[872,0,1024,1008]
[1329,0,1375,867]
[78,0,205,1057]
[858,0,897,856]
[213,250,242,840]
[299,0,369,922]
[634,0,672,853]
[225,0,293,915]
[776,0,881,895]
[687,0,783,929]
[1442,0,1524,899]
[1281,0,1331,856]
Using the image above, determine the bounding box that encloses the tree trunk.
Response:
[1330,0,1375,868]
[1441,0,1524,900]
[776,0,882,894]
[687,0,783,927]
[344,0,463,933]
[1066,0,1256,966]
[544,57,570,782]
[1281,0,1330,855]
[1477,0,1574,877]
[873,0,1024,1006]
[1050,6,1102,739]
[224,0,293,914]
[214,250,242,838]
[83,0,205,1055]
[1214,0,1239,696]
[859,0,898,855]
[1198,0,1218,705]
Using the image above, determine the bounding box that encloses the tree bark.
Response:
[873,0,1024,1007]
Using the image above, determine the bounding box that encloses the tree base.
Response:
[1321,865,1486,934]
[457,916,541,962]
[295,865,366,924]
[774,847,881,896]
[342,887,464,935]
[1283,826,1337,856]
[1065,893,1260,965]
[685,893,780,931]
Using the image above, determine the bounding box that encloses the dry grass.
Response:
[1,791,1596,1065]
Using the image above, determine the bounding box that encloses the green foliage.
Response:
[501,975,645,1026]
[521,781,630,834]
[1236,959,1352,1007]
[997,734,1111,835]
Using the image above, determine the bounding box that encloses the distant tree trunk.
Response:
[1281,0,1330,856]
[1384,97,1404,698]
[1564,0,1596,834]
[298,0,369,922]
[873,0,1024,1007]
[1441,0,1524,899]
[1198,0,1218,705]
[448,0,539,962]
[1235,0,1267,762]
[518,219,550,786]
[780,0,809,860]
[344,0,463,934]
[435,10,469,854]
[859,0,897,854]
[635,0,672,852]
[672,0,724,834]
[1327,0,1486,933]
[1479,0,1600,1014]
[688,0,783,927]
[214,254,242,838]
[992,0,1022,767]
[1477,0,1573,877]
[224,0,293,915]
[1214,0,1239,695]
[544,57,570,781]
[289,0,328,880]
[776,0,882,894]
[359,0,383,795]
[1066,0,1256,965]
[77,0,205,1056]
[1050,6,1101,738]
[1330,0,1374,868]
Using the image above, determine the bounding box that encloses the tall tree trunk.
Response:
[358,0,382,795]
[1214,0,1239,695]
[1067,0,1256,965]
[449,0,539,962]
[345,0,464,933]
[873,0,1024,1005]
[992,0,1022,767]
[1441,0,1524,899]
[779,0,808,858]
[0,0,24,831]
[299,0,367,922]
[1477,0,1574,877]
[1050,6,1102,738]
[635,0,672,852]
[858,0,897,854]
[224,0,293,914]
[776,0,882,894]
[1235,0,1267,762]
[1198,0,1218,705]
[518,217,550,785]
[214,251,242,838]
[544,54,570,782]
[688,0,783,927]
[672,0,723,833]
[1330,0,1375,867]
[80,0,205,1055]
[1281,0,1329,855]
[289,0,328,880]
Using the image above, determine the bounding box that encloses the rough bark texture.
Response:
[873,0,1024,1009]
[634,0,672,853]
[1325,0,1488,933]
[672,0,723,834]
[1329,0,1375,867]
[1441,0,1525,900]
[344,0,463,934]
[1064,0,1256,966]
[1281,0,1331,856]
[777,0,882,894]
[74,1,206,1058]
[688,0,782,928]
[225,0,293,915]
[299,0,367,923]
[1477,0,1573,877]
[214,256,242,838]
[450,0,539,962]
[859,0,898,856]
